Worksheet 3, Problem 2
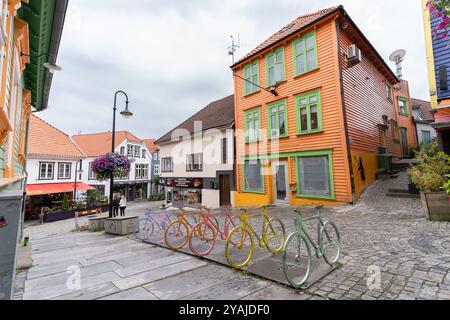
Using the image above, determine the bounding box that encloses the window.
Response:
[39,163,54,180]
[422,130,432,145]
[127,145,134,157]
[88,162,97,180]
[391,120,400,142]
[243,160,264,193]
[142,149,146,159]
[398,97,409,116]
[386,81,393,101]
[379,126,387,148]
[58,163,72,180]
[161,157,173,172]
[266,47,285,86]
[244,60,260,95]
[120,146,125,155]
[296,90,322,134]
[154,164,160,176]
[186,153,203,172]
[245,108,261,143]
[135,164,149,179]
[134,146,141,158]
[153,152,159,161]
[268,100,288,139]
[221,138,228,164]
[292,31,318,76]
[297,154,333,198]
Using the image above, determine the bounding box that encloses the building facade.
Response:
[143,138,163,195]
[73,131,153,201]
[0,0,67,300]
[422,0,450,153]
[231,6,416,207]
[411,98,437,148]
[156,96,235,209]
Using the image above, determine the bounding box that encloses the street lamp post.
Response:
[73,159,84,205]
[109,91,133,218]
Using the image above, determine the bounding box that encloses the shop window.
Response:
[243,160,264,193]
[297,154,334,199]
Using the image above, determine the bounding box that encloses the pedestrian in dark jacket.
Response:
[113,194,120,217]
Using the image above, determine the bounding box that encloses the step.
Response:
[386,192,420,199]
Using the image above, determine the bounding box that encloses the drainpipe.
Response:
[336,19,356,205]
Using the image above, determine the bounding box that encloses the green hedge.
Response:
[148,194,165,202]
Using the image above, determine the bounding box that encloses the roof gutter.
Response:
[40,0,69,112]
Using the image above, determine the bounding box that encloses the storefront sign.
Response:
[165,178,203,188]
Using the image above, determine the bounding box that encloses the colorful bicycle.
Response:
[188,206,240,257]
[224,206,286,269]
[133,208,176,242]
[282,206,341,289]
[164,208,202,250]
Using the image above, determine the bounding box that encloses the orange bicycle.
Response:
[164,208,202,250]
[188,206,240,257]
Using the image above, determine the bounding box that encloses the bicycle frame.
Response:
[240,207,277,248]
[199,209,237,241]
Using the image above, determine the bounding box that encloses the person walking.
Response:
[119,195,127,217]
[113,193,120,217]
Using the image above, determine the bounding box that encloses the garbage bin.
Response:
[378,154,393,170]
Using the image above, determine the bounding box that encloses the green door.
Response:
[400,127,409,157]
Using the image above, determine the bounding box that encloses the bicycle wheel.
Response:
[225,226,254,269]
[164,220,189,249]
[320,221,341,266]
[264,218,286,254]
[189,222,217,257]
[133,218,154,242]
[282,232,312,289]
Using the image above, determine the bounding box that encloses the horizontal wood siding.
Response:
[340,29,402,159]
[393,80,417,154]
[234,18,352,203]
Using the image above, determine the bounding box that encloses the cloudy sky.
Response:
[40,0,429,140]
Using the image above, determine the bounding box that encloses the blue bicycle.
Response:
[133,209,177,242]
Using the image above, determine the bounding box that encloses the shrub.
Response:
[62,193,70,212]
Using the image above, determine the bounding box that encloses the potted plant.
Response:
[444,175,450,204]
[91,152,131,181]
[407,169,421,195]
[408,143,450,221]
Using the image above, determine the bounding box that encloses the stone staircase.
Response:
[386,189,420,199]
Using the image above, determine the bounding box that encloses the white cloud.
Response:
[41,0,430,140]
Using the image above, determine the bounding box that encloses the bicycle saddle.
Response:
[315,205,324,210]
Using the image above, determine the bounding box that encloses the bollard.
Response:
[75,212,79,230]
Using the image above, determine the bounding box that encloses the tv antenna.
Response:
[228,34,240,64]
[389,49,406,80]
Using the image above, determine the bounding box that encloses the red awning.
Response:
[27,183,96,196]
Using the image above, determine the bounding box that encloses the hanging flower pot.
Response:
[91,153,131,181]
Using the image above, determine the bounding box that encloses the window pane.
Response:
[299,98,307,106]
[279,111,286,135]
[306,50,315,70]
[271,114,278,136]
[254,116,260,140]
[268,55,275,66]
[244,161,263,191]
[269,67,275,85]
[299,156,331,196]
[274,64,283,82]
[300,108,308,131]
[295,41,304,53]
[276,51,283,62]
[296,54,305,74]
[252,63,258,74]
[310,105,318,130]
[306,36,315,50]
[245,66,251,78]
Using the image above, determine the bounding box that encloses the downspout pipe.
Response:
[336,19,356,205]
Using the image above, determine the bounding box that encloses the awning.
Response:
[27,183,96,196]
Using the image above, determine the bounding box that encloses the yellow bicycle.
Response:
[224,206,286,269]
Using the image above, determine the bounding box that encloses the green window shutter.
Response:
[244,60,260,95]
[266,47,286,86]
[267,99,288,139]
[293,31,318,77]
[295,90,322,135]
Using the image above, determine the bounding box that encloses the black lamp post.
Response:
[20,52,63,73]
[109,91,133,218]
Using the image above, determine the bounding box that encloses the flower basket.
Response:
[91,153,131,181]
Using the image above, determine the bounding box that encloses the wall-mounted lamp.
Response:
[21,52,63,73]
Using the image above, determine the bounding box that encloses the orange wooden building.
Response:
[232,6,417,207]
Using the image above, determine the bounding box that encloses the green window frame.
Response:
[295,90,323,135]
[292,31,318,76]
[267,99,288,139]
[244,60,260,96]
[242,159,265,194]
[245,108,261,143]
[386,81,393,101]
[266,47,286,87]
[398,97,409,116]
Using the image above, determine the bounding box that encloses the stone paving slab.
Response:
[51,283,120,300]
[99,286,158,300]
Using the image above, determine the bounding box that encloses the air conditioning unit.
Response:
[347,44,361,66]
[271,129,280,138]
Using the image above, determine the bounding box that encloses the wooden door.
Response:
[219,175,231,207]
[400,127,409,157]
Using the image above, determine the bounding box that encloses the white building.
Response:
[411,98,437,147]
[155,95,235,209]
[25,115,94,220]
[73,131,153,201]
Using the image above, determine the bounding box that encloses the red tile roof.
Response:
[73,131,143,157]
[233,6,340,66]
[412,98,434,122]
[28,115,85,159]
[143,139,159,155]
[156,95,235,144]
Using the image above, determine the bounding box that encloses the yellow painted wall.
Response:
[421,0,438,109]
[351,149,379,199]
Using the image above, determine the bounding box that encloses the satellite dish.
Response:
[389,49,406,62]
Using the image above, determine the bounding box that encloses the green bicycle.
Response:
[282,206,341,289]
